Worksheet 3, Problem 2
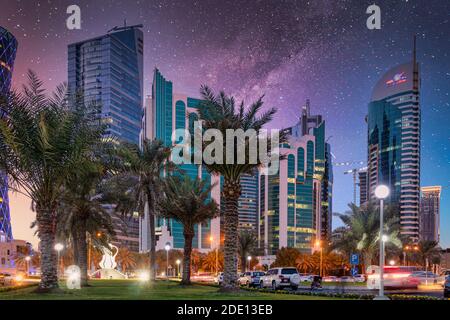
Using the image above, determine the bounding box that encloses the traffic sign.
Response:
[351,267,358,276]
[350,253,359,265]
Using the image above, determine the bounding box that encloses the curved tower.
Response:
[0,26,18,242]
[367,38,420,242]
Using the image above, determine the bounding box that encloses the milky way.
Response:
[1,0,449,246]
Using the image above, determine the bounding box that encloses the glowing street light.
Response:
[389,260,395,266]
[165,242,171,279]
[247,256,252,272]
[176,259,181,278]
[54,243,64,277]
[210,235,219,275]
[25,256,31,276]
[374,185,390,300]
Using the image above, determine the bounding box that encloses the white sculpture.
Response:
[99,243,118,270]
[65,265,81,290]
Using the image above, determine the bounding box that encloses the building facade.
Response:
[367,43,421,241]
[0,26,18,242]
[238,172,259,235]
[259,101,331,254]
[0,235,32,275]
[139,68,221,253]
[419,186,441,243]
[358,169,369,206]
[68,25,143,251]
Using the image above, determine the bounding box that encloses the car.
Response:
[0,273,17,286]
[353,274,366,283]
[238,271,266,287]
[322,276,338,283]
[339,276,355,283]
[409,271,440,285]
[215,272,223,285]
[299,273,313,282]
[444,276,450,298]
[260,267,301,290]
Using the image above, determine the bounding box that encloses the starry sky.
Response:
[1,0,449,248]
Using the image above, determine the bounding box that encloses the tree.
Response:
[190,250,204,274]
[413,240,441,268]
[197,86,285,291]
[202,249,224,273]
[295,253,314,273]
[0,72,105,291]
[157,175,219,284]
[333,203,402,271]
[116,247,137,273]
[271,247,301,267]
[114,139,175,281]
[238,230,257,272]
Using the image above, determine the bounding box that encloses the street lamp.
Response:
[389,260,395,266]
[176,259,181,278]
[374,185,389,300]
[54,243,64,277]
[25,256,31,276]
[315,240,323,277]
[247,256,252,272]
[165,242,171,279]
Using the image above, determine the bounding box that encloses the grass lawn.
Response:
[0,280,340,300]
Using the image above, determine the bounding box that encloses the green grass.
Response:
[0,280,339,300]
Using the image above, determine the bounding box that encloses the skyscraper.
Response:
[419,186,441,243]
[140,68,221,253]
[0,26,18,242]
[238,172,259,235]
[259,100,331,254]
[358,169,369,206]
[367,39,421,241]
[68,25,144,250]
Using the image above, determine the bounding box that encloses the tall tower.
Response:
[0,26,18,242]
[419,186,441,243]
[367,38,421,241]
[68,25,144,251]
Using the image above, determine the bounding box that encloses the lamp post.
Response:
[164,243,171,279]
[176,259,181,278]
[247,256,252,272]
[374,185,390,300]
[54,243,64,277]
[315,240,323,277]
[25,256,31,276]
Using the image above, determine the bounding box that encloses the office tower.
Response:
[140,68,221,253]
[367,38,421,241]
[259,101,330,254]
[68,25,144,250]
[238,172,259,235]
[0,26,18,242]
[358,169,369,206]
[419,186,441,243]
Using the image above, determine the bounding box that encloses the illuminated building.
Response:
[367,38,421,241]
[0,26,18,242]
[238,172,259,235]
[68,25,143,251]
[358,169,369,206]
[139,69,221,253]
[259,100,331,254]
[419,186,441,243]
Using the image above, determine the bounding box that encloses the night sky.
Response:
[1,0,449,247]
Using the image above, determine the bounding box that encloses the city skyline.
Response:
[1,0,449,248]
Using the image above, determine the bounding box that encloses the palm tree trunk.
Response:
[221,179,241,291]
[147,192,157,281]
[181,229,194,285]
[77,228,89,287]
[36,211,59,292]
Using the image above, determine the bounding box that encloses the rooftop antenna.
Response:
[413,34,419,91]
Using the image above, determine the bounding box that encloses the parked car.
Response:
[353,274,366,283]
[444,276,450,298]
[409,271,440,285]
[238,271,266,287]
[260,267,301,290]
[0,273,16,286]
[322,276,338,283]
[299,273,314,282]
[339,276,355,283]
[215,272,223,285]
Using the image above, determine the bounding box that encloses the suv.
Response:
[238,271,266,287]
[260,267,301,290]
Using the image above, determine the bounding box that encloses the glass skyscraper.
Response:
[367,41,420,241]
[68,25,144,251]
[0,26,18,242]
[238,172,259,235]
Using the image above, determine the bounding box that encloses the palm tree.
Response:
[157,175,219,284]
[202,249,224,273]
[333,203,402,271]
[116,247,137,273]
[114,139,174,281]
[197,86,285,291]
[57,161,115,286]
[238,230,257,272]
[272,247,301,267]
[0,72,105,291]
[190,250,204,274]
[413,240,441,268]
[295,253,314,273]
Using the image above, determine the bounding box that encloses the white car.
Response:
[238,271,266,287]
[353,274,366,283]
[338,276,355,283]
[260,267,301,290]
[299,273,314,282]
[323,276,338,282]
[215,272,223,285]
